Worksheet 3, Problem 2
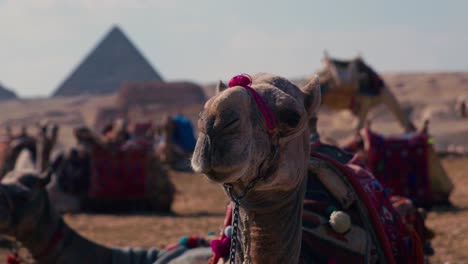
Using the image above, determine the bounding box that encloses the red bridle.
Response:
[228,74,278,137]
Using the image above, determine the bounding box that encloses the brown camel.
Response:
[0,122,175,213]
[315,52,416,133]
[192,73,422,263]
[192,73,320,263]
[53,126,176,212]
[0,125,37,178]
[0,122,83,214]
[0,169,214,264]
[155,115,193,172]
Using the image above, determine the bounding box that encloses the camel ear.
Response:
[357,52,363,60]
[301,75,321,117]
[420,119,430,134]
[216,80,228,94]
[323,50,329,59]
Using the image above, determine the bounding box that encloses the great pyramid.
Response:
[52,26,163,97]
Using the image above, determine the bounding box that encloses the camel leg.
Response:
[380,87,416,132]
[354,97,373,133]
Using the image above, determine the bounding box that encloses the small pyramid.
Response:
[0,83,18,100]
[52,26,163,97]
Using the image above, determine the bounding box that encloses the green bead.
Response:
[179,236,189,246]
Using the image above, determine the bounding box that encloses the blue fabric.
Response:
[171,115,196,152]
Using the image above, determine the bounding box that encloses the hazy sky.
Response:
[1,0,467,97]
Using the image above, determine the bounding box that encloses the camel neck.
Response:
[19,201,113,264]
[235,178,307,264]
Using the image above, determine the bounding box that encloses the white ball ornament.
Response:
[329,211,351,234]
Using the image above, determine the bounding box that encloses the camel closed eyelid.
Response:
[219,118,240,131]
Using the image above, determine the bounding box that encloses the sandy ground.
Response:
[0,158,465,263]
[67,158,468,264]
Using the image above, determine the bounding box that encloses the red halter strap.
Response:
[228,74,277,137]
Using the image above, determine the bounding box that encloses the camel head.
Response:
[191,73,321,192]
[52,146,91,195]
[36,121,59,173]
[0,169,53,239]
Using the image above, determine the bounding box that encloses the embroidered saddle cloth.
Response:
[363,128,432,207]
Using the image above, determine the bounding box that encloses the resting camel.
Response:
[48,125,176,212]
[155,115,194,172]
[315,52,416,133]
[192,73,423,263]
[0,125,40,178]
[0,169,213,264]
[342,120,454,208]
[0,122,175,213]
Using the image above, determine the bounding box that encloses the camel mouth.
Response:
[202,163,247,184]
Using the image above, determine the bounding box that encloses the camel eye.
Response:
[222,118,239,130]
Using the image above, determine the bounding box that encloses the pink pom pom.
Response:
[228,74,252,88]
[210,237,231,257]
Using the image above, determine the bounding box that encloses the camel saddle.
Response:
[363,128,433,208]
[325,57,385,97]
[88,140,151,200]
[214,143,423,264]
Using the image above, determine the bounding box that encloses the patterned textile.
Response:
[307,151,415,264]
[364,129,432,207]
[88,141,150,199]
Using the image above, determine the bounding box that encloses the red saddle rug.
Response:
[88,141,150,200]
[363,128,432,207]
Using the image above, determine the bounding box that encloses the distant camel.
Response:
[0,121,175,213]
[315,52,416,133]
[155,115,195,172]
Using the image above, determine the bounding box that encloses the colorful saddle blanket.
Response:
[211,143,423,264]
[363,128,433,207]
